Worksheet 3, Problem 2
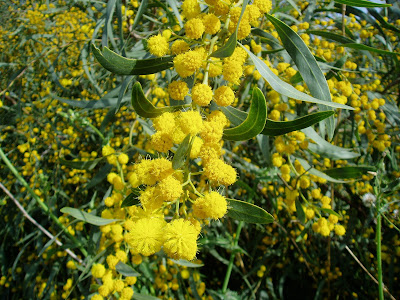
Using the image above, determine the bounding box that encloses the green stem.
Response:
[222,221,244,293]
[0,147,88,257]
[377,202,384,300]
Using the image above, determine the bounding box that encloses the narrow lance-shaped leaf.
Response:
[266,13,335,139]
[221,106,334,136]
[222,87,267,141]
[210,0,249,58]
[296,157,348,183]
[341,43,398,56]
[227,199,274,224]
[295,199,306,224]
[306,30,355,44]
[60,207,119,226]
[115,262,140,277]
[241,44,354,110]
[334,0,391,8]
[92,44,174,75]
[121,190,141,208]
[324,166,375,179]
[302,127,360,160]
[131,0,148,29]
[131,82,187,118]
[172,134,191,169]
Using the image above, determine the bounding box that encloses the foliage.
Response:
[0,0,400,299]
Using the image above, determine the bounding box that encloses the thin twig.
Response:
[345,245,396,300]
[0,183,84,265]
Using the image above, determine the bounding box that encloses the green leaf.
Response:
[302,127,360,160]
[226,199,274,224]
[335,0,391,8]
[266,13,334,139]
[306,30,355,44]
[221,107,334,136]
[324,166,375,179]
[223,88,267,141]
[115,262,140,277]
[92,44,174,75]
[262,111,335,136]
[326,55,348,81]
[120,191,140,208]
[210,0,248,58]
[85,164,113,190]
[296,157,348,183]
[52,93,129,109]
[295,199,306,224]
[131,0,148,29]
[241,44,354,110]
[59,158,102,170]
[133,294,161,300]
[320,208,341,218]
[169,259,204,268]
[341,43,398,56]
[60,207,119,226]
[172,134,191,169]
[210,32,238,58]
[166,0,183,27]
[131,82,187,118]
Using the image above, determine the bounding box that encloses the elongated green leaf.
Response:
[131,82,187,118]
[335,0,391,8]
[226,199,274,224]
[222,106,334,136]
[302,127,360,160]
[306,30,355,44]
[132,0,148,29]
[92,44,174,75]
[121,191,141,208]
[172,134,191,169]
[341,43,398,56]
[169,259,204,268]
[52,93,129,109]
[210,32,237,58]
[262,111,334,136]
[210,0,248,58]
[241,44,354,110]
[320,208,341,218]
[324,166,375,179]
[116,262,140,277]
[166,0,183,27]
[60,207,119,226]
[85,164,113,190]
[367,8,400,34]
[266,13,335,139]
[326,55,348,81]
[252,28,282,48]
[296,157,348,183]
[295,199,306,224]
[133,295,161,300]
[59,158,102,170]
[223,88,267,141]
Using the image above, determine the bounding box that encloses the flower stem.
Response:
[222,220,244,293]
[376,202,384,300]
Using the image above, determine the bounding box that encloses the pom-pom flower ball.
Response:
[193,191,228,220]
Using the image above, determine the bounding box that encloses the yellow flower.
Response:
[125,217,166,256]
[174,49,204,78]
[202,13,221,35]
[181,0,201,19]
[203,159,237,185]
[193,191,227,219]
[177,110,203,135]
[171,40,189,55]
[147,34,169,57]
[185,18,205,39]
[91,264,106,278]
[192,83,213,106]
[214,86,235,107]
[168,81,189,101]
[163,219,199,260]
[334,224,346,236]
